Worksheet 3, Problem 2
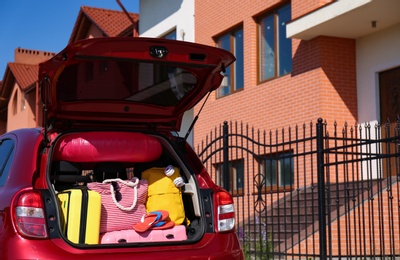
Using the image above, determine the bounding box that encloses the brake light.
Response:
[215,190,235,232]
[12,190,48,239]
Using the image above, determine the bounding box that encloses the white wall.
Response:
[356,23,400,179]
[139,0,195,145]
[139,0,194,42]
[356,23,400,124]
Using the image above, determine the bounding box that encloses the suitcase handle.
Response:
[103,178,139,211]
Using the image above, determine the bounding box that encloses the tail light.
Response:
[214,189,235,232]
[12,190,48,239]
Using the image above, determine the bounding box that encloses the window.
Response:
[21,92,26,111]
[0,139,15,186]
[258,3,292,82]
[214,159,244,196]
[258,150,294,192]
[12,91,18,115]
[215,27,244,97]
[162,30,176,40]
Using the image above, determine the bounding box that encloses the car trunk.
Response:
[38,37,235,247]
[46,130,206,246]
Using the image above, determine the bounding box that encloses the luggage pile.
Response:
[52,131,189,245]
[57,165,188,245]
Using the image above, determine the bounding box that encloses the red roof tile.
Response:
[8,63,38,91]
[83,6,138,36]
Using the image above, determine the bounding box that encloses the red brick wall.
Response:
[194,0,357,148]
[291,0,334,19]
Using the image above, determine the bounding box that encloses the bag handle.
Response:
[103,178,139,211]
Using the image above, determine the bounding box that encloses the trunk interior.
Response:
[47,131,204,246]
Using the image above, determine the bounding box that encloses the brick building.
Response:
[193,0,390,143]
[0,48,55,132]
[192,0,400,256]
[192,0,400,191]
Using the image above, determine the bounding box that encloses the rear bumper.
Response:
[2,232,244,260]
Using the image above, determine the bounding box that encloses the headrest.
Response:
[52,132,162,163]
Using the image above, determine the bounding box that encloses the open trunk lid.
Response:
[39,37,235,131]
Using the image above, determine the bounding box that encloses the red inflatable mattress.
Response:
[52,132,162,162]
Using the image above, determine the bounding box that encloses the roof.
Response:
[7,62,38,91]
[69,6,139,43]
[0,63,39,121]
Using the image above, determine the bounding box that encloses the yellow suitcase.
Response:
[57,188,101,244]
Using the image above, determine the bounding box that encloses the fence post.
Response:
[223,121,230,192]
[316,118,327,259]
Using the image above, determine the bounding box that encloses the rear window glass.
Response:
[57,61,198,107]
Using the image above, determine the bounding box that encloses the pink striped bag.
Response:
[88,178,147,233]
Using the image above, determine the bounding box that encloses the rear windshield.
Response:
[56,60,198,107]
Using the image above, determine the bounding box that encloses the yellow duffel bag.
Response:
[141,166,186,225]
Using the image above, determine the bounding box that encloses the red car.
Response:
[0,37,243,259]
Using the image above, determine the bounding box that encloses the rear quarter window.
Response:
[0,139,15,187]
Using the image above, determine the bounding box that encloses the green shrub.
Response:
[238,226,274,260]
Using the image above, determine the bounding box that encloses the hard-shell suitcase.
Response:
[57,187,101,244]
[100,225,187,244]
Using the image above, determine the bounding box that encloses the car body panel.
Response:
[2,233,242,259]
[0,128,43,209]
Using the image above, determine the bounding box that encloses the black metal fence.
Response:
[197,119,400,259]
